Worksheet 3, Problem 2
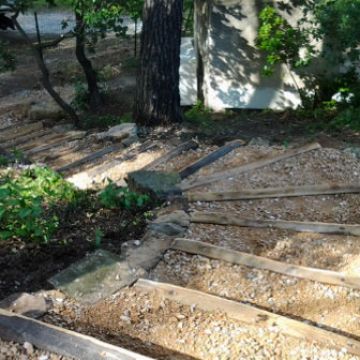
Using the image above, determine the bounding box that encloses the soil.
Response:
[0,199,149,300]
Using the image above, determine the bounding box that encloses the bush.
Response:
[99,181,150,210]
[184,100,212,126]
[0,167,79,243]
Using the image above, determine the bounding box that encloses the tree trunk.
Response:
[13,16,80,126]
[75,13,103,112]
[134,0,183,126]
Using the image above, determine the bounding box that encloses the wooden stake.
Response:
[180,142,321,191]
[186,183,360,202]
[136,279,360,356]
[0,309,153,360]
[190,212,360,237]
[178,139,245,179]
[172,239,360,289]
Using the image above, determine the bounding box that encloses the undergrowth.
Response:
[0,167,152,244]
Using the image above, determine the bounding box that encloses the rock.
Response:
[153,210,190,228]
[48,250,138,304]
[148,222,187,237]
[249,137,270,147]
[127,170,181,201]
[344,147,360,159]
[95,123,138,144]
[28,103,65,121]
[0,293,48,318]
[23,342,34,355]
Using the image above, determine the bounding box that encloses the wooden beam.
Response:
[2,129,53,150]
[178,139,245,179]
[136,279,360,356]
[0,309,153,360]
[26,131,86,156]
[186,183,360,202]
[56,144,123,173]
[172,239,360,289]
[0,121,44,142]
[180,142,321,191]
[143,140,198,170]
[17,132,66,152]
[190,212,360,236]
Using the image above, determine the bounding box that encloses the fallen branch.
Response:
[172,239,360,289]
[0,309,153,360]
[178,139,244,179]
[186,183,360,202]
[190,212,360,236]
[180,142,321,191]
[136,279,360,356]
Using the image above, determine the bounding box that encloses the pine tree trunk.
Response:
[75,13,104,112]
[134,0,183,126]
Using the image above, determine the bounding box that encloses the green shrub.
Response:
[99,181,150,210]
[0,167,79,243]
[184,100,212,126]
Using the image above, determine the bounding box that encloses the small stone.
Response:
[23,342,34,355]
[0,293,48,318]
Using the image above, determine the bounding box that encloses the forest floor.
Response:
[1,36,360,360]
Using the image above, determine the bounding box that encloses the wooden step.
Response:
[26,131,86,157]
[0,308,153,360]
[2,129,53,150]
[190,211,360,236]
[0,121,44,142]
[180,142,321,191]
[186,183,360,202]
[172,238,360,289]
[136,279,360,357]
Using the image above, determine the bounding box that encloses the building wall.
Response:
[195,0,305,110]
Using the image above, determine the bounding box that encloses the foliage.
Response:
[257,6,312,76]
[0,41,16,73]
[304,0,360,67]
[0,156,9,167]
[184,100,212,126]
[0,167,79,243]
[71,81,90,111]
[99,181,150,210]
[93,227,104,249]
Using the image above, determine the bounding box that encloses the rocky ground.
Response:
[26,140,360,360]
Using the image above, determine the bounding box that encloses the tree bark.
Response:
[134,0,183,126]
[75,13,104,112]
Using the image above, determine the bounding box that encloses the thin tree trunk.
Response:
[134,0,183,126]
[75,12,103,112]
[12,15,80,126]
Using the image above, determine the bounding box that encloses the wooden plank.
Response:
[178,139,245,179]
[143,140,198,170]
[186,183,360,202]
[56,144,123,173]
[136,279,360,356]
[180,142,321,191]
[0,121,44,142]
[16,132,66,151]
[2,129,53,150]
[190,212,360,236]
[26,131,86,156]
[0,309,153,360]
[172,239,360,289]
